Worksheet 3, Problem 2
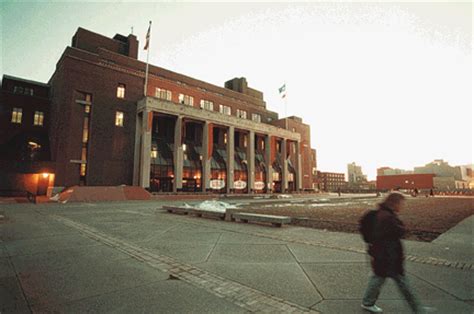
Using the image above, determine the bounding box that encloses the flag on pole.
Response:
[278,84,286,99]
[144,21,151,50]
[143,21,152,96]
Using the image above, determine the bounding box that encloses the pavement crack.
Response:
[204,232,223,262]
[285,245,325,302]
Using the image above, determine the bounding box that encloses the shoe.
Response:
[361,304,383,313]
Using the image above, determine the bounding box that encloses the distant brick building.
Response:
[2,27,319,194]
[376,174,434,191]
[317,171,346,192]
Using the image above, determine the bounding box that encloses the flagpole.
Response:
[144,21,152,96]
[284,84,288,117]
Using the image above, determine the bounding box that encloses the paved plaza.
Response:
[1,197,473,313]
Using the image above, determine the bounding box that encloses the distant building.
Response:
[317,171,346,192]
[377,160,472,191]
[376,174,434,191]
[414,159,462,180]
[347,162,367,186]
[377,167,412,176]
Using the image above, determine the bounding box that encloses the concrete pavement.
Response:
[1,200,472,313]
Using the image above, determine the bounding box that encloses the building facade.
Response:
[13,27,317,194]
[317,171,346,192]
[376,174,434,191]
[347,162,367,186]
[0,75,55,195]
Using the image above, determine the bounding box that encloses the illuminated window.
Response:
[11,107,22,124]
[272,172,280,181]
[81,147,87,161]
[33,111,44,126]
[117,84,126,98]
[179,94,194,106]
[288,173,294,182]
[200,99,213,111]
[80,163,87,176]
[115,111,124,127]
[251,113,261,122]
[236,109,247,119]
[82,117,89,143]
[155,88,172,101]
[219,105,231,115]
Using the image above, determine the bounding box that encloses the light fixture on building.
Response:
[42,173,49,178]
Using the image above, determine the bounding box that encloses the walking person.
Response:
[360,192,429,313]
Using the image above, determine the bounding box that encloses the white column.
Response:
[247,130,255,194]
[226,125,235,193]
[139,110,152,188]
[281,139,288,193]
[202,121,211,192]
[133,111,142,186]
[296,140,302,191]
[173,116,183,192]
[265,135,272,193]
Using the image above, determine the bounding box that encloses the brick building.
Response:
[5,27,317,194]
[317,171,346,192]
[376,174,434,191]
[0,75,55,195]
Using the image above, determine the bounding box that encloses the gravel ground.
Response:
[240,197,474,242]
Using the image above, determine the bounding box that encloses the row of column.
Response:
[136,112,302,193]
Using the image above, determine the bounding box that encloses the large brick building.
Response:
[2,27,318,194]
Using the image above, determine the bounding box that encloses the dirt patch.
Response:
[240,197,474,242]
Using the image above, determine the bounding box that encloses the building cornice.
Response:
[138,97,300,141]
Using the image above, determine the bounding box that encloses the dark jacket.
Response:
[368,205,405,277]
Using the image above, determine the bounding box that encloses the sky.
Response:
[1,2,472,180]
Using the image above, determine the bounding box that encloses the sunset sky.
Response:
[1,2,471,180]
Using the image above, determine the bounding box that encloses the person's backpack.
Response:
[359,210,377,243]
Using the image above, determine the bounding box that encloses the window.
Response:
[13,86,23,94]
[13,86,34,96]
[11,108,22,124]
[179,94,194,106]
[34,111,44,126]
[236,109,247,119]
[155,88,172,101]
[80,163,87,176]
[272,172,280,181]
[251,113,261,122]
[200,99,214,111]
[25,87,33,96]
[117,84,126,98]
[219,104,231,115]
[82,117,89,143]
[115,111,124,127]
